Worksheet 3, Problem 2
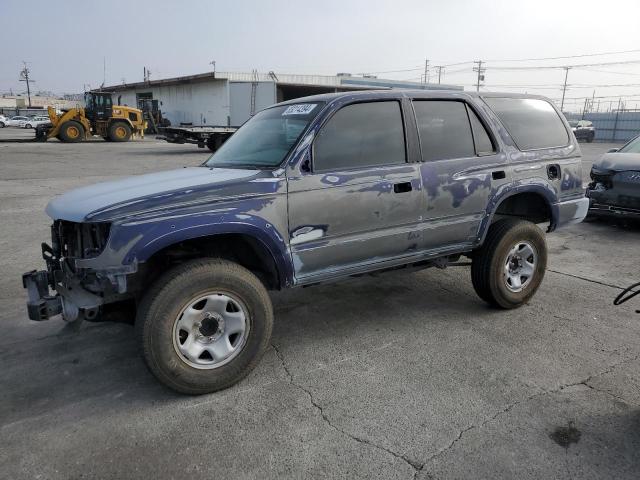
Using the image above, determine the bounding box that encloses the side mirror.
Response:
[607,148,619,153]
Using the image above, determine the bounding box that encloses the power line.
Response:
[488,58,640,71]
[484,48,640,63]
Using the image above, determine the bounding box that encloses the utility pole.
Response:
[210,60,216,74]
[434,65,444,84]
[423,59,429,84]
[559,67,570,112]
[473,60,485,92]
[19,62,34,107]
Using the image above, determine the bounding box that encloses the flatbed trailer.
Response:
[157,125,238,151]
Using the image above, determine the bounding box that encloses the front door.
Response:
[287,100,424,283]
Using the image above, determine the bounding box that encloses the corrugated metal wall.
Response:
[229,82,276,126]
[565,111,640,143]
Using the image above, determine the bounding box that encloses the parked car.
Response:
[568,119,595,142]
[23,91,588,394]
[0,114,7,127]
[23,116,50,129]
[5,115,30,127]
[587,134,640,219]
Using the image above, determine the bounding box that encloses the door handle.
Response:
[393,182,413,193]
[492,170,506,180]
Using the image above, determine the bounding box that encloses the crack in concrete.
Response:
[271,343,424,477]
[420,352,640,475]
[547,269,623,290]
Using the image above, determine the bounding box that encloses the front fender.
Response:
[76,199,294,287]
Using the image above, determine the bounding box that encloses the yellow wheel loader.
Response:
[38,92,146,143]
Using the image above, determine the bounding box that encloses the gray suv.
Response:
[23,90,588,394]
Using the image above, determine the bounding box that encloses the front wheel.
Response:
[136,258,273,394]
[58,121,85,143]
[108,122,132,142]
[471,219,547,309]
[24,123,32,129]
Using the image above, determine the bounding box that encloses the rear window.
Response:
[484,97,569,150]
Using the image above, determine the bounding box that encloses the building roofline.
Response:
[99,70,462,92]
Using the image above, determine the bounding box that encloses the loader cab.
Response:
[84,92,113,122]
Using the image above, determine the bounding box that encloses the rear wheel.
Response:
[58,121,85,143]
[24,123,32,129]
[471,219,547,309]
[108,122,132,142]
[136,258,273,394]
[0,121,5,128]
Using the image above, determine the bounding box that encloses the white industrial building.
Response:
[101,71,462,127]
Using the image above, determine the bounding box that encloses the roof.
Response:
[275,89,554,106]
[99,71,462,92]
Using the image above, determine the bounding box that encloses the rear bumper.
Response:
[22,270,62,321]
[554,196,590,228]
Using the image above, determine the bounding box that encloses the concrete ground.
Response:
[1,127,639,479]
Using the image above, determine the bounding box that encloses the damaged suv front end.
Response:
[587,136,640,219]
[23,220,124,322]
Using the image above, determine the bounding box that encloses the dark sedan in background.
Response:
[569,120,596,142]
[587,134,640,219]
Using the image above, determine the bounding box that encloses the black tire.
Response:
[24,123,32,129]
[108,121,132,142]
[136,258,273,394]
[58,121,85,143]
[587,134,594,143]
[0,121,5,128]
[471,219,547,309]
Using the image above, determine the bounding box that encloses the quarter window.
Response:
[313,101,406,172]
[467,107,495,155]
[483,97,569,150]
[413,101,476,161]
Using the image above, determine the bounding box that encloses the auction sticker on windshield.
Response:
[283,104,318,115]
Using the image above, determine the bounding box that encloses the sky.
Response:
[2,0,640,112]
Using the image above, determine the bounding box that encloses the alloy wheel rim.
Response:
[172,292,249,369]
[503,241,537,293]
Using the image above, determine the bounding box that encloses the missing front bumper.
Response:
[22,270,62,321]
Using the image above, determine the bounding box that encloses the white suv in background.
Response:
[5,116,30,127]
[23,116,50,129]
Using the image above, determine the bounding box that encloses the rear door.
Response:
[287,100,424,282]
[413,99,510,249]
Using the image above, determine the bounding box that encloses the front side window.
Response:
[313,101,405,172]
[413,101,476,161]
[484,97,569,150]
[206,102,324,168]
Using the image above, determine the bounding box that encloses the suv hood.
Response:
[46,167,263,222]
[593,152,640,172]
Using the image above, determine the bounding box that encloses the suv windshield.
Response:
[619,135,640,153]
[205,102,325,168]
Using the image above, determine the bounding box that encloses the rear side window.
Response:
[484,97,569,150]
[313,101,405,172]
[413,101,475,161]
[467,108,495,155]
